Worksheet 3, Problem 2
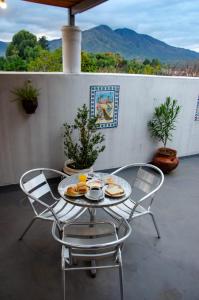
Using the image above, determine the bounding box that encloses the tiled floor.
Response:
[0,156,199,300]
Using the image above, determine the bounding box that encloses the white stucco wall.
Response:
[0,72,199,185]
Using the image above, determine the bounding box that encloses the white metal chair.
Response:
[19,168,87,240]
[52,218,131,300]
[103,163,164,238]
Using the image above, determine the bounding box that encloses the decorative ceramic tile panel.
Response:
[90,85,120,129]
[195,96,199,121]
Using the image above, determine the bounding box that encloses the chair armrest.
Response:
[52,220,131,249]
[63,222,116,238]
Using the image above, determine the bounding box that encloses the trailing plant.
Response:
[63,104,105,169]
[11,80,40,103]
[148,96,181,147]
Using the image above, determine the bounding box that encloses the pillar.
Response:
[62,25,82,73]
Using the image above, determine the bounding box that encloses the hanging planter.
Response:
[11,80,40,114]
[22,98,38,114]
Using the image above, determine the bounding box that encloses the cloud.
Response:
[0,0,67,40]
[0,0,198,52]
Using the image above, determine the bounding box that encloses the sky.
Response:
[0,0,199,52]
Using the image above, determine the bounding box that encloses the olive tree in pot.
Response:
[12,80,39,114]
[63,104,105,175]
[148,96,181,173]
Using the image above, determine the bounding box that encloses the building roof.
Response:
[24,0,108,14]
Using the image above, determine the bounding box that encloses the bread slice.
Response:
[105,184,124,196]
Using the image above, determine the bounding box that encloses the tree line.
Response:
[0,30,199,76]
[0,30,164,73]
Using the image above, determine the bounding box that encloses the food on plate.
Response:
[77,182,88,194]
[64,182,89,197]
[87,179,103,189]
[105,184,124,197]
[77,182,86,188]
[65,186,79,197]
[104,177,116,185]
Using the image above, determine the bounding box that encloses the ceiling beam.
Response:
[71,0,107,15]
[23,0,108,12]
[23,0,70,8]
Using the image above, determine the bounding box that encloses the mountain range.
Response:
[1,25,199,63]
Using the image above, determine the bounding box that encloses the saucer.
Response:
[85,191,104,201]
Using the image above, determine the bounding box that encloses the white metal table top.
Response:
[58,173,132,208]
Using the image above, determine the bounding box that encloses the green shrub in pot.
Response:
[63,104,105,174]
[148,96,181,173]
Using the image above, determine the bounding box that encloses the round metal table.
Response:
[58,172,132,211]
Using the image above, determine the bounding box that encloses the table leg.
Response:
[89,208,96,222]
[88,208,97,278]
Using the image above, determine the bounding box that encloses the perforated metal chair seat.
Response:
[62,222,118,262]
[52,219,131,300]
[19,168,87,240]
[40,198,86,222]
[64,222,117,246]
[103,163,164,238]
[104,198,147,221]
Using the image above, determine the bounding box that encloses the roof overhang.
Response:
[24,0,108,14]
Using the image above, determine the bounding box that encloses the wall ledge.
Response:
[0,71,199,80]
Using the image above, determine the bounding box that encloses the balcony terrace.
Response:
[1,3,199,300]
[0,155,199,300]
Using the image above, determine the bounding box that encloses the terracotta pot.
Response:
[152,147,179,174]
[63,160,93,176]
[22,99,38,114]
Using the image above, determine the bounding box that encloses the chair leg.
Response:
[18,217,37,241]
[59,228,63,239]
[62,270,66,300]
[149,212,161,238]
[118,260,124,300]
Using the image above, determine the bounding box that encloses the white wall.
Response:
[0,72,199,185]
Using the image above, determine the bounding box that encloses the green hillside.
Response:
[1,25,199,63]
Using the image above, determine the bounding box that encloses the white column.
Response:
[62,26,82,73]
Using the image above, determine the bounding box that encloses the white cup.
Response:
[89,186,103,199]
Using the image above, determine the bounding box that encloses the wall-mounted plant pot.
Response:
[63,160,93,176]
[22,99,38,114]
[152,147,179,174]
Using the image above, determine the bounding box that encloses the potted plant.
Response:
[12,80,40,114]
[148,96,181,173]
[63,104,105,175]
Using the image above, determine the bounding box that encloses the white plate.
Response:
[84,191,104,201]
[103,176,117,185]
[64,184,86,198]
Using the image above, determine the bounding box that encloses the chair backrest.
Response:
[20,168,67,216]
[112,163,164,204]
[52,219,131,264]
